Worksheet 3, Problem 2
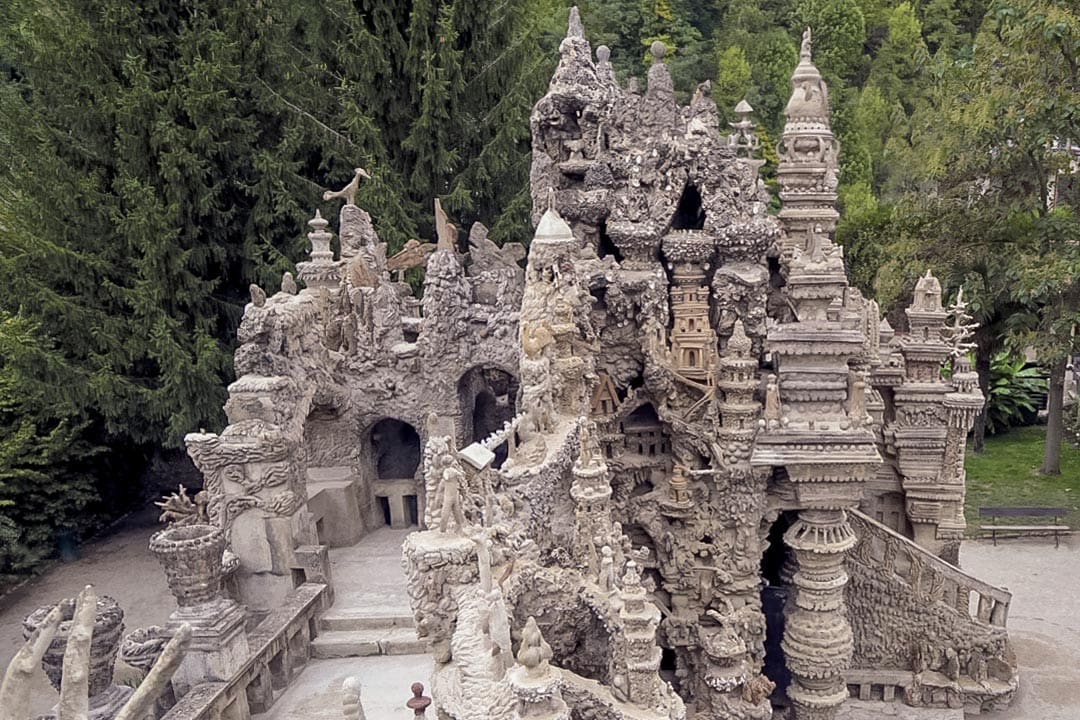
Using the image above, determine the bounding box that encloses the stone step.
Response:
[319,610,415,632]
[310,627,426,659]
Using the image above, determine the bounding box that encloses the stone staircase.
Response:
[310,608,425,658]
[308,528,426,659]
[845,510,1017,712]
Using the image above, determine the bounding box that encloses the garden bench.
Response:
[979,506,1071,548]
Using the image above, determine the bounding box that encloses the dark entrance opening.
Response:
[660,647,678,686]
[377,496,392,527]
[672,183,705,230]
[405,494,419,526]
[371,419,421,480]
[761,511,795,706]
[597,220,624,262]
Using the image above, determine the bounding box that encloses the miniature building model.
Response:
[176,9,1017,720]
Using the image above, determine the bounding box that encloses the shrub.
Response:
[986,352,1047,434]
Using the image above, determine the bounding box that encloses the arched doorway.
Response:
[369,418,421,528]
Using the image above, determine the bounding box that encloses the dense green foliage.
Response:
[1,0,1078,570]
[0,0,560,572]
[986,353,1047,435]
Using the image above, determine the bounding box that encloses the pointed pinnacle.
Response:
[567,7,584,38]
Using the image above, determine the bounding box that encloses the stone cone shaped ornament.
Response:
[149,523,227,607]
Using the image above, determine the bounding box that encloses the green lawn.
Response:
[964,425,1080,533]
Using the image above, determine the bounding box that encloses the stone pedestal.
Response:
[508,664,571,720]
[782,510,857,720]
[23,596,132,720]
[150,524,250,700]
[401,530,479,665]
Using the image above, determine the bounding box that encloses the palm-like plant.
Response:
[986,352,1048,434]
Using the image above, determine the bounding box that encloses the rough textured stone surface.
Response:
[173,8,1016,720]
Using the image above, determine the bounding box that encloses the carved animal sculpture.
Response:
[323,167,371,207]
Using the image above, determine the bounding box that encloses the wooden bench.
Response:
[979,506,1071,548]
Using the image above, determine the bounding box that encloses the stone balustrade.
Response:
[161,582,331,720]
[479,411,525,453]
[849,510,1010,628]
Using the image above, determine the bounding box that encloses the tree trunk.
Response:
[972,342,993,454]
[1041,357,1067,476]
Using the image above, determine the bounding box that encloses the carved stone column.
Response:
[781,510,856,720]
[612,561,663,707]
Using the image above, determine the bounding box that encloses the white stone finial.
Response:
[801,27,812,60]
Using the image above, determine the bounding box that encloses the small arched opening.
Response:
[368,418,422,528]
[672,183,706,230]
[371,419,421,480]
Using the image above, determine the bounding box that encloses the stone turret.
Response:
[776,28,840,263]
[296,210,340,291]
[716,321,761,466]
[752,28,881,720]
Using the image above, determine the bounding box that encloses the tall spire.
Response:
[548,6,597,91]
[775,26,840,263]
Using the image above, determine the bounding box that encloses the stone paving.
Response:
[326,527,412,616]
[1,514,1076,719]
[258,654,434,719]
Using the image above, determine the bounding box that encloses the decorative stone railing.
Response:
[848,510,1011,627]
[480,412,526,453]
[160,582,331,720]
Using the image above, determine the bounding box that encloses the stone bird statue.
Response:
[323,167,371,207]
[281,271,298,295]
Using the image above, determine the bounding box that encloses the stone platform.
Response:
[254,654,434,719]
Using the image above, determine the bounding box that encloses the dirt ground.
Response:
[960,535,1080,719]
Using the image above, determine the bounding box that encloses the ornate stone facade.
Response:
[177,8,1016,719]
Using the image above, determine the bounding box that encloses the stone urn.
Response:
[149,523,226,607]
[23,595,130,716]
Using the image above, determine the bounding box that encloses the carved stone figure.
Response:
[342,677,367,720]
[438,458,467,535]
[323,167,371,207]
[517,616,554,678]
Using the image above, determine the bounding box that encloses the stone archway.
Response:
[367,418,422,528]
